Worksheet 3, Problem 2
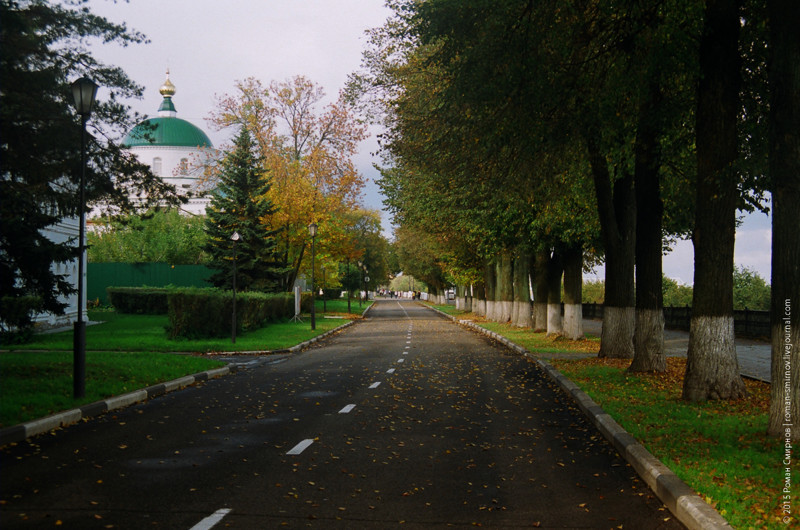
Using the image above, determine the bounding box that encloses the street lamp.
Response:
[308,223,317,330]
[357,261,363,308]
[322,266,327,314]
[71,76,98,399]
[230,231,240,343]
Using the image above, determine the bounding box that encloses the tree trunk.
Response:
[562,246,583,340]
[584,126,636,359]
[473,279,486,316]
[532,250,549,331]
[546,249,564,337]
[512,250,532,327]
[496,252,513,323]
[767,0,800,440]
[484,260,497,321]
[630,81,666,373]
[683,0,746,401]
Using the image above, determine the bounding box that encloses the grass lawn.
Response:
[9,301,366,354]
[0,300,367,428]
[0,352,224,427]
[426,305,791,528]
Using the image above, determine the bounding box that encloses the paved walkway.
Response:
[581,319,772,382]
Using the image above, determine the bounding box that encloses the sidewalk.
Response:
[581,318,772,382]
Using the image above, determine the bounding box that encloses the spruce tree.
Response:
[204,127,282,292]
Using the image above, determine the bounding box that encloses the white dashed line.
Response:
[387,368,396,374]
[397,358,405,363]
[286,439,314,455]
[190,508,232,530]
[339,404,356,414]
[369,382,381,389]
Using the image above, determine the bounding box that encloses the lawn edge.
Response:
[0,312,371,448]
[423,303,733,530]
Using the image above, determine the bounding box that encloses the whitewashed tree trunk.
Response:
[513,301,532,328]
[563,303,583,340]
[629,308,666,371]
[547,303,562,336]
[600,306,635,359]
[683,316,746,400]
[533,303,547,332]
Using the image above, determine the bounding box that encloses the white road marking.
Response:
[387,368,396,374]
[369,382,381,389]
[339,404,356,414]
[190,508,232,530]
[286,439,314,455]
[397,358,405,363]
[406,341,411,344]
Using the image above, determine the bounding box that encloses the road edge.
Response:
[0,313,370,448]
[424,304,733,530]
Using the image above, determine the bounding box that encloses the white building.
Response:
[116,70,216,216]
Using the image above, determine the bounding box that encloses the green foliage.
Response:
[581,280,605,304]
[662,276,694,307]
[389,275,428,293]
[88,209,210,264]
[107,287,171,315]
[204,127,284,291]
[0,0,181,332]
[166,289,310,340]
[732,265,770,310]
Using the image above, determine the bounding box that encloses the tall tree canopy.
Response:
[204,127,283,292]
[0,0,179,336]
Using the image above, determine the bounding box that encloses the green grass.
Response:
[10,304,363,353]
[0,302,364,428]
[548,358,791,529]
[0,351,224,427]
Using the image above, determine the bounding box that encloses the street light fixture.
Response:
[308,223,317,330]
[71,76,98,399]
[230,231,240,343]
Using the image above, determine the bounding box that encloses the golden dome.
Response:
[159,69,176,97]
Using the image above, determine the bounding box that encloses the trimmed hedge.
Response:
[166,288,313,339]
[107,287,170,314]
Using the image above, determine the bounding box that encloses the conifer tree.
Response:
[204,127,282,292]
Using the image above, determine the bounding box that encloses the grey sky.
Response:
[85,0,772,284]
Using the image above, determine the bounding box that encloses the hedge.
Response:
[165,288,313,339]
[107,287,170,314]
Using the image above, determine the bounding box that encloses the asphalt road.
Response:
[1,301,684,529]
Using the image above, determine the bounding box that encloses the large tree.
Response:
[767,0,799,440]
[204,127,282,292]
[208,76,368,290]
[682,0,748,401]
[0,0,179,337]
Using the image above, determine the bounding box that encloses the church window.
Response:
[153,157,162,175]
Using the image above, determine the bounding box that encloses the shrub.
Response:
[166,289,314,339]
[107,287,170,314]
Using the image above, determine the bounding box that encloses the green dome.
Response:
[123,116,213,148]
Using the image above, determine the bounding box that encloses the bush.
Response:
[166,289,314,339]
[107,287,170,314]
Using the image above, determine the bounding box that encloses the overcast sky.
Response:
[84,0,772,285]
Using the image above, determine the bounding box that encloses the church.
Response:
[37,71,217,329]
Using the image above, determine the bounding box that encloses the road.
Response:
[1,301,683,529]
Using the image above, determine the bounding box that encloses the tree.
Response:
[767,0,799,440]
[732,266,770,311]
[208,76,368,290]
[204,127,282,292]
[0,0,179,336]
[88,209,209,264]
[682,0,748,401]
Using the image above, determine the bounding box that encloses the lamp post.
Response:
[322,267,327,314]
[308,223,317,330]
[71,76,98,399]
[230,231,240,343]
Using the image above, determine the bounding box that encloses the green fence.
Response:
[88,263,219,305]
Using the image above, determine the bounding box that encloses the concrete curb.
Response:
[425,304,732,530]
[0,366,230,448]
[0,314,368,447]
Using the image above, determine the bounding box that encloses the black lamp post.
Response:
[309,223,317,330]
[71,76,98,399]
[357,261,363,308]
[230,231,240,343]
[322,267,327,314]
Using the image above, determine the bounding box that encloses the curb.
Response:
[0,314,368,447]
[0,366,230,448]
[425,304,732,530]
